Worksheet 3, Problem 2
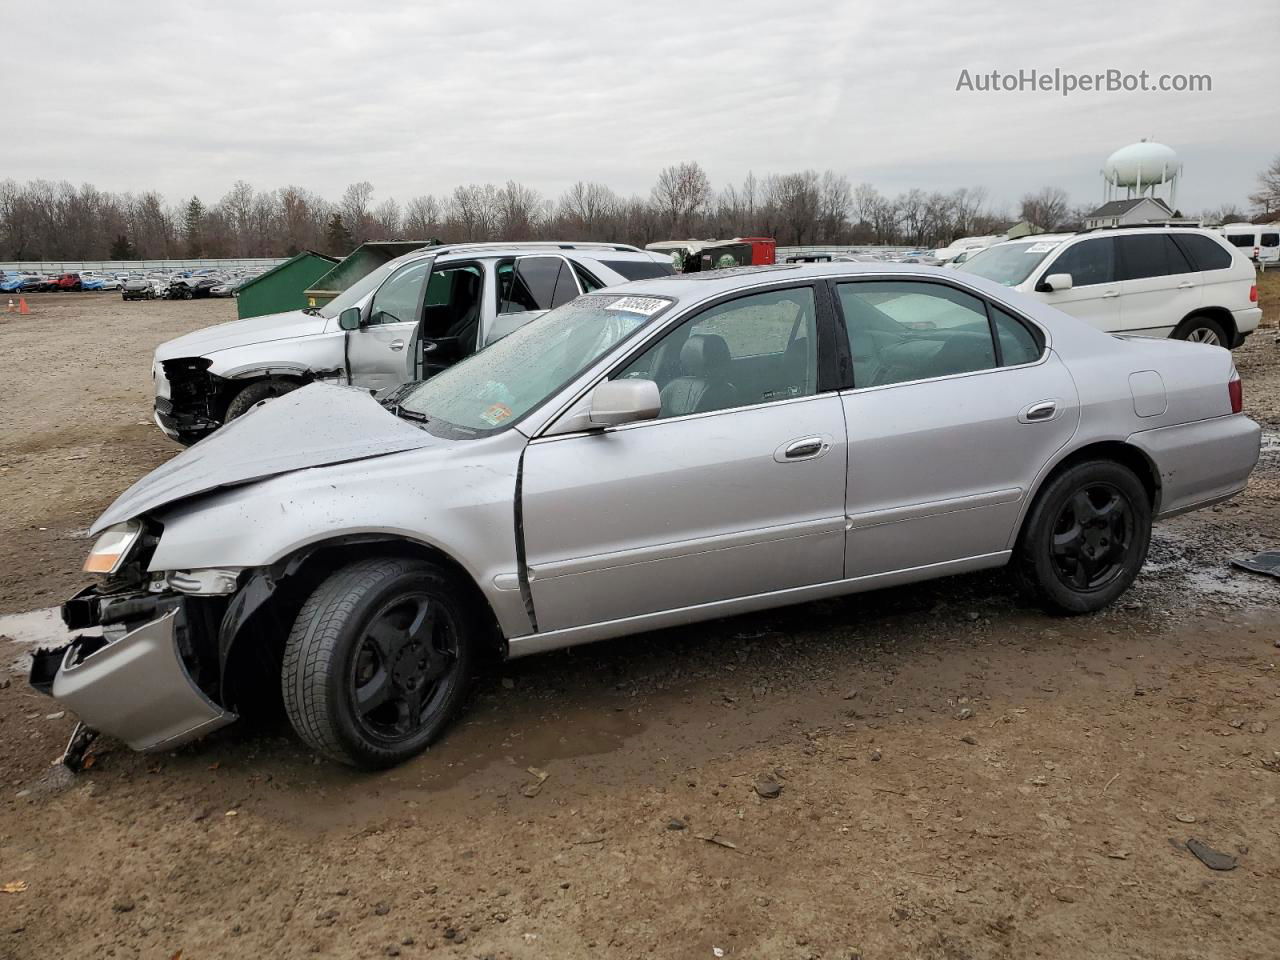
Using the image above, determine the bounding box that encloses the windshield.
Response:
[399,293,673,436]
[956,240,1062,286]
[318,260,419,318]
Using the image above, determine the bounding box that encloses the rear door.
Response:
[346,257,433,390]
[483,255,584,347]
[835,278,1079,578]
[520,283,848,632]
[1035,236,1121,332]
[1115,233,1200,337]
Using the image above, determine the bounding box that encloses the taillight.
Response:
[1249,284,1258,303]
[1228,370,1243,414]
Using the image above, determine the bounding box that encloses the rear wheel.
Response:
[281,557,476,768]
[1015,460,1151,614]
[1174,314,1228,347]
[223,378,299,422]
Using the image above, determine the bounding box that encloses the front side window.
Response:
[838,281,996,388]
[369,260,431,325]
[1044,237,1116,287]
[398,294,672,435]
[616,287,818,419]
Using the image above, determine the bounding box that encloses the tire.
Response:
[281,557,476,768]
[1174,314,1228,348]
[223,378,299,422]
[1014,460,1151,615]
[181,287,193,300]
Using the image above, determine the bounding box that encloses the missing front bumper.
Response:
[41,605,236,752]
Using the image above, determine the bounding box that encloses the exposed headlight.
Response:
[83,521,143,574]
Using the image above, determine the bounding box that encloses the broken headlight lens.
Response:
[83,521,143,574]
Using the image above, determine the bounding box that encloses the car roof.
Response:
[386,241,661,270]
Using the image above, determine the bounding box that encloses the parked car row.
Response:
[0,267,262,299]
[24,237,1264,772]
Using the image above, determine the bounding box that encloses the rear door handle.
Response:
[775,435,831,463]
[1177,281,1196,289]
[1020,400,1057,423]
[389,339,405,351]
[1101,290,1119,299]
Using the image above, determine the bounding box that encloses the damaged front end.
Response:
[30,525,238,753]
[154,357,224,442]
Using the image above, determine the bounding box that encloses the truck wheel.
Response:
[281,557,476,768]
[1174,315,1228,347]
[1015,460,1151,615]
[223,378,298,422]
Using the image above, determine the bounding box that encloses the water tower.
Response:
[1101,139,1182,210]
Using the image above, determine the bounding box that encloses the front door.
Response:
[834,278,1079,578]
[347,258,433,390]
[521,284,848,632]
[1036,235,1121,333]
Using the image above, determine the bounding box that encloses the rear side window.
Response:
[1262,233,1279,248]
[1172,233,1233,271]
[596,259,676,281]
[1044,237,1116,287]
[498,256,580,314]
[838,281,996,388]
[1116,234,1191,281]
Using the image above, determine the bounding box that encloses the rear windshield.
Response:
[955,240,1063,286]
[598,259,675,281]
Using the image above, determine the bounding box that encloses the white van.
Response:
[1221,223,1280,266]
[956,227,1262,348]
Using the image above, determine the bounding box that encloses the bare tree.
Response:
[1248,154,1280,218]
[1019,187,1071,231]
[651,162,711,236]
[817,171,852,243]
[340,181,376,242]
[372,198,401,238]
[403,195,442,239]
[558,181,619,240]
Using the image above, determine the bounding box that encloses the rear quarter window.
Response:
[596,259,676,281]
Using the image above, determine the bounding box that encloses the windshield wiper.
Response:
[394,407,430,423]
[302,307,322,316]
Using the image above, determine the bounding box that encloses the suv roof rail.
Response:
[1076,223,1204,234]
[410,240,645,257]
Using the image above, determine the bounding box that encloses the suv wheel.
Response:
[281,557,476,768]
[1175,314,1228,347]
[1015,460,1151,614]
[223,378,299,422]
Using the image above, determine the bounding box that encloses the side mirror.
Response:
[588,379,661,428]
[1038,273,1073,292]
[337,306,362,331]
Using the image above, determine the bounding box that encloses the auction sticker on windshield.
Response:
[480,402,513,426]
[1024,242,1061,254]
[607,296,669,316]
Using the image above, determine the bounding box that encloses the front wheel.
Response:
[281,557,476,768]
[1015,460,1151,614]
[223,378,299,422]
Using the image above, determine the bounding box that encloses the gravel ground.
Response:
[1,285,1278,959]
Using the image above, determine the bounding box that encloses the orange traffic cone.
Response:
[18,297,30,315]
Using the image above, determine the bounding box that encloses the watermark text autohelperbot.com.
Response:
[956,68,1211,96]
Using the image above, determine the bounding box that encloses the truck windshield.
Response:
[956,240,1062,286]
[398,294,673,436]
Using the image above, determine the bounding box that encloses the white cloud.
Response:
[11,0,1278,212]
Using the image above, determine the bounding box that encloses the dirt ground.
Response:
[1,286,1279,959]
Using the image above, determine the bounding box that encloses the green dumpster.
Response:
[303,241,437,310]
[236,251,338,320]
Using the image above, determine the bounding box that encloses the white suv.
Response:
[957,227,1261,347]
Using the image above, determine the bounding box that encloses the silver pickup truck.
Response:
[151,241,673,443]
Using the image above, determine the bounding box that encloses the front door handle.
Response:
[389,339,405,351]
[775,435,831,462]
[1177,281,1196,289]
[1101,290,1119,299]
[1020,400,1057,423]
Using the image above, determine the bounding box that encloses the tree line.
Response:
[2,157,1275,262]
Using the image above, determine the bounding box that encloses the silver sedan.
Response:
[35,263,1261,767]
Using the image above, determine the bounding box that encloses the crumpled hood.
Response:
[154,309,327,360]
[93,384,440,534]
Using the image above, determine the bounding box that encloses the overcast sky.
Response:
[9,0,1277,215]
